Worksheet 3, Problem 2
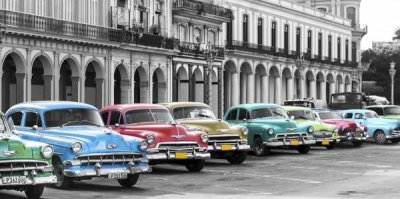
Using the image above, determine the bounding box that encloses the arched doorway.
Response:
[177,66,188,102]
[345,75,351,92]
[59,59,79,102]
[352,81,359,92]
[269,66,280,103]
[282,68,293,101]
[305,71,315,98]
[255,64,267,103]
[2,53,25,111]
[337,74,344,93]
[152,68,166,103]
[31,56,52,101]
[224,61,238,111]
[193,68,203,102]
[133,66,148,103]
[114,64,130,104]
[240,62,252,104]
[85,61,103,108]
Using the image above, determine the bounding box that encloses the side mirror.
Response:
[115,123,120,128]
[242,118,247,122]
[290,115,295,120]
[32,125,39,131]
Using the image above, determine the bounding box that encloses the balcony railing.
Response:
[173,0,232,19]
[0,10,176,50]
[177,41,224,58]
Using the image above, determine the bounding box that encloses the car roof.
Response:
[312,108,332,112]
[340,109,374,113]
[365,105,400,108]
[282,106,312,111]
[101,104,169,112]
[229,103,282,110]
[160,102,210,110]
[8,101,97,112]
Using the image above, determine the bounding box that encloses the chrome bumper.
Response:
[0,175,57,186]
[387,132,400,139]
[207,140,251,151]
[339,135,368,141]
[147,151,210,160]
[264,136,316,147]
[314,137,336,142]
[64,166,151,177]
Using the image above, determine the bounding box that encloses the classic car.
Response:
[313,109,367,147]
[340,109,400,144]
[283,106,337,149]
[100,104,210,172]
[224,104,315,156]
[0,112,56,199]
[161,102,250,164]
[5,101,151,189]
[365,105,400,120]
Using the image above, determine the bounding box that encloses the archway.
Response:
[316,72,325,100]
[269,66,280,103]
[240,62,252,104]
[152,68,166,103]
[85,61,103,108]
[326,73,335,103]
[345,75,351,92]
[2,53,25,111]
[224,61,238,112]
[114,64,130,104]
[193,68,203,102]
[281,68,293,101]
[177,66,188,101]
[59,58,79,102]
[305,71,315,98]
[133,66,148,103]
[337,74,344,93]
[255,64,267,103]
[31,56,52,101]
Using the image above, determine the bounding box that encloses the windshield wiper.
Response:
[61,120,100,127]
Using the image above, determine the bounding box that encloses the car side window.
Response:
[9,112,23,126]
[226,109,238,120]
[344,113,353,119]
[110,111,123,125]
[354,113,363,119]
[238,109,250,120]
[101,112,109,124]
[25,112,42,128]
[371,108,383,115]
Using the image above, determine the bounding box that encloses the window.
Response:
[238,109,250,120]
[317,7,327,13]
[337,37,341,61]
[344,113,353,119]
[345,39,349,62]
[354,113,363,119]
[284,24,289,51]
[346,7,356,28]
[9,112,23,126]
[44,109,104,127]
[173,106,216,120]
[307,30,312,55]
[117,0,126,7]
[25,112,42,128]
[328,35,332,60]
[271,21,277,48]
[101,112,109,124]
[318,32,322,58]
[352,42,357,62]
[258,18,263,45]
[227,109,238,120]
[110,111,123,125]
[243,14,248,43]
[296,27,301,54]
[227,21,233,46]
[251,108,272,119]
[125,109,173,124]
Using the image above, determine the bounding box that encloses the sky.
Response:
[360,0,400,50]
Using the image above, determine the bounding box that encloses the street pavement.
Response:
[2,142,400,199]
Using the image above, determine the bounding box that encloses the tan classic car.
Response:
[162,102,250,164]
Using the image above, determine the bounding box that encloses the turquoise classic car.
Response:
[224,104,315,156]
[365,105,400,120]
[5,101,151,189]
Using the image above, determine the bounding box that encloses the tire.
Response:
[325,141,336,150]
[226,151,247,164]
[374,131,388,145]
[25,185,44,199]
[254,137,270,156]
[117,174,139,187]
[391,138,400,144]
[352,141,363,147]
[298,145,310,154]
[185,159,205,172]
[52,158,73,189]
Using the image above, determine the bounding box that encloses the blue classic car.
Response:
[224,104,315,156]
[5,101,151,188]
[340,109,400,144]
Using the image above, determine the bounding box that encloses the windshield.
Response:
[318,112,341,120]
[44,109,104,127]
[287,110,315,120]
[173,106,216,120]
[271,108,288,118]
[125,109,174,124]
[365,111,379,118]
[251,108,273,119]
[384,107,400,115]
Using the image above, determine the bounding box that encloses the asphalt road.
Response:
[2,142,400,199]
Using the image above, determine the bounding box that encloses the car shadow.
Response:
[0,192,25,199]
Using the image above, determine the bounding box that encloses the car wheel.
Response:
[298,145,310,154]
[254,137,270,156]
[52,158,73,189]
[391,138,400,144]
[226,151,247,164]
[374,131,388,144]
[325,141,336,150]
[117,174,139,187]
[352,141,363,147]
[185,159,205,172]
[25,185,44,199]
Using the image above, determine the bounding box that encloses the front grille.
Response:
[0,160,49,172]
[276,133,308,140]
[157,142,200,151]
[76,153,142,165]
[313,130,333,138]
[208,135,241,141]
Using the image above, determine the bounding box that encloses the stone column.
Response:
[287,77,294,100]
[275,76,282,104]
[43,75,53,100]
[121,79,131,104]
[247,73,255,103]
[218,67,223,118]
[188,64,194,101]
[261,74,269,103]
[320,80,327,103]
[15,73,26,103]
[329,81,336,97]
[225,71,231,109]
[54,52,60,101]
[299,74,306,99]
[240,73,247,103]
[71,76,80,102]
[310,79,317,99]
[231,72,239,105]
[95,78,104,108]
[26,49,32,101]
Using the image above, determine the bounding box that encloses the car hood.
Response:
[322,119,358,129]
[295,120,335,131]
[177,119,234,135]
[383,115,400,120]
[42,126,135,153]
[250,118,298,129]
[0,133,47,161]
[365,118,400,126]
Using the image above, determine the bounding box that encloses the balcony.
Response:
[177,41,224,58]
[0,10,175,50]
[172,0,232,23]
[352,23,368,37]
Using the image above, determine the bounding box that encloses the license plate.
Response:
[2,176,27,185]
[221,144,232,151]
[290,139,299,146]
[175,152,188,159]
[108,173,128,179]
[322,139,330,145]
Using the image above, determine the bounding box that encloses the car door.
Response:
[225,109,239,125]
[236,108,251,129]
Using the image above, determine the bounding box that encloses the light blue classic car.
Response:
[340,109,400,144]
[5,101,151,189]
[224,104,315,156]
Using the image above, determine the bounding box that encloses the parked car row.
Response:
[1,101,399,198]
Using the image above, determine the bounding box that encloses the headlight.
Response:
[71,142,82,154]
[146,134,155,144]
[242,127,248,136]
[201,133,208,143]
[308,126,314,133]
[268,128,274,135]
[41,145,53,158]
[139,140,149,151]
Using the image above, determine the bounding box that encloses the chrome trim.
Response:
[155,141,199,148]
[64,166,151,177]
[0,176,57,186]
[0,160,52,172]
[147,151,210,160]
[265,133,316,147]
